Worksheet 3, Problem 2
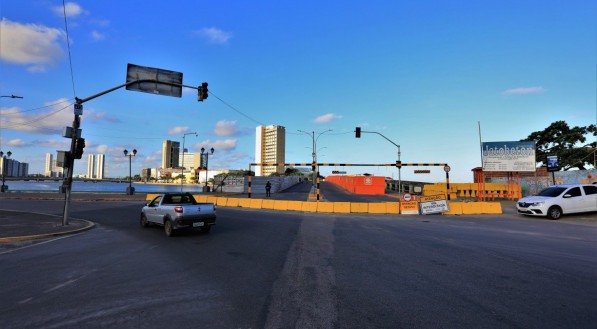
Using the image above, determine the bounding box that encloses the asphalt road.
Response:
[1,199,596,328]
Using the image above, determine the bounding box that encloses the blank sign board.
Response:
[126,63,183,98]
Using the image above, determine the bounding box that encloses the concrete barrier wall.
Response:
[145,194,502,215]
[243,176,302,194]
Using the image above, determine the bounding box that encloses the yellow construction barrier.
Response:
[287,201,303,212]
[261,199,275,209]
[386,202,400,214]
[333,202,351,214]
[216,197,227,207]
[481,202,502,214]
[317,202,334,213]
[206,196,218,204]
[445,202,463,215]
[146,193,158,201]
[194,195,208,203]
[461,202,483,214]
[273,200,289,211]
[302,201,318,212]
[225,198,239,207]
[350,203,369,213]
[368,203,387,214]
[249,199,263,209]
[238,199,251,208]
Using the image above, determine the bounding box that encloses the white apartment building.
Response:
[87,154,96,178]
[96,154,105,179]
[45,153,53,177]
[255,125,286,176]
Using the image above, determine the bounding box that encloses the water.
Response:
[3,180,206,193]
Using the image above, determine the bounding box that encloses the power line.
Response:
[0,102,73,129]
[208,90,265,126]
[1,98,75,114]
[62,0,77,97]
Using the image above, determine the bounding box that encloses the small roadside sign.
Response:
[420,194,449,215]
[400,201,419,215]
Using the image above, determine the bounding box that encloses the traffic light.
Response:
[355,127,361,138]
[396,160,402,168]
[198,82,208,101]
[73,137,86,159]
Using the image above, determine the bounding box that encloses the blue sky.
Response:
[1,0,595,182]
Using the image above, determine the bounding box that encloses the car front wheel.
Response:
[547,206,562,220]
[140,214,149,227]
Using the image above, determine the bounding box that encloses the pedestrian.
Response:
[265,181,272,197]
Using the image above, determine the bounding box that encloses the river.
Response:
[2,180,206,193]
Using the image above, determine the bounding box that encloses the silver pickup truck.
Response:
[141,192,216,237]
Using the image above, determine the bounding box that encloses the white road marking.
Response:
[0,234,77,255]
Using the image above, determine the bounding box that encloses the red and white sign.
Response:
[401,193,412,202]
[364,177,373,185]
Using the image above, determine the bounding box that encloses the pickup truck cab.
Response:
[141,193,216,236]
[516,184,597,220]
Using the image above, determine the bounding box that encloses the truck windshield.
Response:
[537,187,566,197]
[165,195,197,204]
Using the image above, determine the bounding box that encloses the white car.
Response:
[516,184,597,220]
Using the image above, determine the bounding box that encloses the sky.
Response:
[1,0,595,182]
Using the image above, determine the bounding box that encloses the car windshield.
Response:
[537,187,567,197]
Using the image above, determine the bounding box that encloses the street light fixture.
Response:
[0,150,12,192]
[200,147,214,192]
[298,129,332,183]
[123,149,137,195]
[181,132,198,192]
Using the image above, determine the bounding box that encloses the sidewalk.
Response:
[0,209,94,243]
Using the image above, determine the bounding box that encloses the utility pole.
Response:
[355,127,402,193]
[298,129,332,184]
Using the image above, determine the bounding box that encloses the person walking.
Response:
[265,181,272,197]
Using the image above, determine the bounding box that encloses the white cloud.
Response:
[314,113,343,124]
[0,19,65,72]
[195,27,232,44]
[31,139,71,149]
[502,86,545,95]
[0,138,27,148]
[95,144,109,154]
[214,120,237,136]
[194,139,237,152]
[90,30,105,41]
[52,2,84,17]
[168,126,189,135]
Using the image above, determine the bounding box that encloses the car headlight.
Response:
[530,202,544,206]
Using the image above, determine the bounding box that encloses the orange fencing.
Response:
[326,175,386,195]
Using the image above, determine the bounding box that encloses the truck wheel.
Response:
[547,206,562,220]
[140,214,149,228]
[200,225,212,234]
[164,220,175,237]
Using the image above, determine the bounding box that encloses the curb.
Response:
[0,211,96,244]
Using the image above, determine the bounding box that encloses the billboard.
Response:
[482,141,536,172]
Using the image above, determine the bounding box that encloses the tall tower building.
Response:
[45,153,53,177]
[162,140,180,169]
[96,154,105,179]
[87,154,96,178]
[255,125,286,176]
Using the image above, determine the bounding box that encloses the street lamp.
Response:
[0,150,12,192]
[200,147,214,192]
[181,132,198,192]
[123,149,137,195]
[298,129,332,183]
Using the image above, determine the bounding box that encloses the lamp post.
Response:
[181,132,198,192]
[0,150,12,192]
[200,147,214,192]
[298,129,332,183]
[123,149,137,195]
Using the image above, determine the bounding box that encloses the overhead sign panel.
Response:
[482,141,536,172]
[126,63,183,98]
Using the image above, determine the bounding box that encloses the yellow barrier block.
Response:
[368,203,387,214]
[261,199,275,209]
[386,202,400,214]
[225,198,239,207]
[216,197,228,206]
[146,193,159,201]
[461,202,483,214]
[287,201,303,212]
[194,195,208,203]
[238,199,252,208]
[206,196,218,204]
[273,200,288,211]
[350,203,369,213]
[249,199,263,209]
[317,202,334,213]
[333,202,351,214]
[302,201,318,212]
[481,202,502,214]
[445,202,463,215]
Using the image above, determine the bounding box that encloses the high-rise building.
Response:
[87,154,96,178]
[179,152,195,170]
[255,125,286,176]
[45,153,53,177]
[162,140,180,169]
[96,154,105,179]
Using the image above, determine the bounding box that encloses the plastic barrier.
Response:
[249,199,263,209]
[386,202,400,214]
[481,202,502,214]
[368,203,387,214]
[226,198,239,207]
[238,199,252,208]
[261,199,275,209]
[302,202,318,212]
[445,202,463,215]
[350,203,369,213]
[461,202,483,214]
[287,201,303,212]
[317,202,334,213]
[216,197,227,206]
[273,200,288,211]
[333,202,351,214]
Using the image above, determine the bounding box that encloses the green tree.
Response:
[522,121,596,170]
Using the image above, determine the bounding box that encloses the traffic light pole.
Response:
[62,101,82,226]
[356,128,402,194]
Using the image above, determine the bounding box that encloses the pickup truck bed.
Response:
[141,193,216,236]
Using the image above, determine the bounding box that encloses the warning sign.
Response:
[420,195,449,215]
[400,201,419,215]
